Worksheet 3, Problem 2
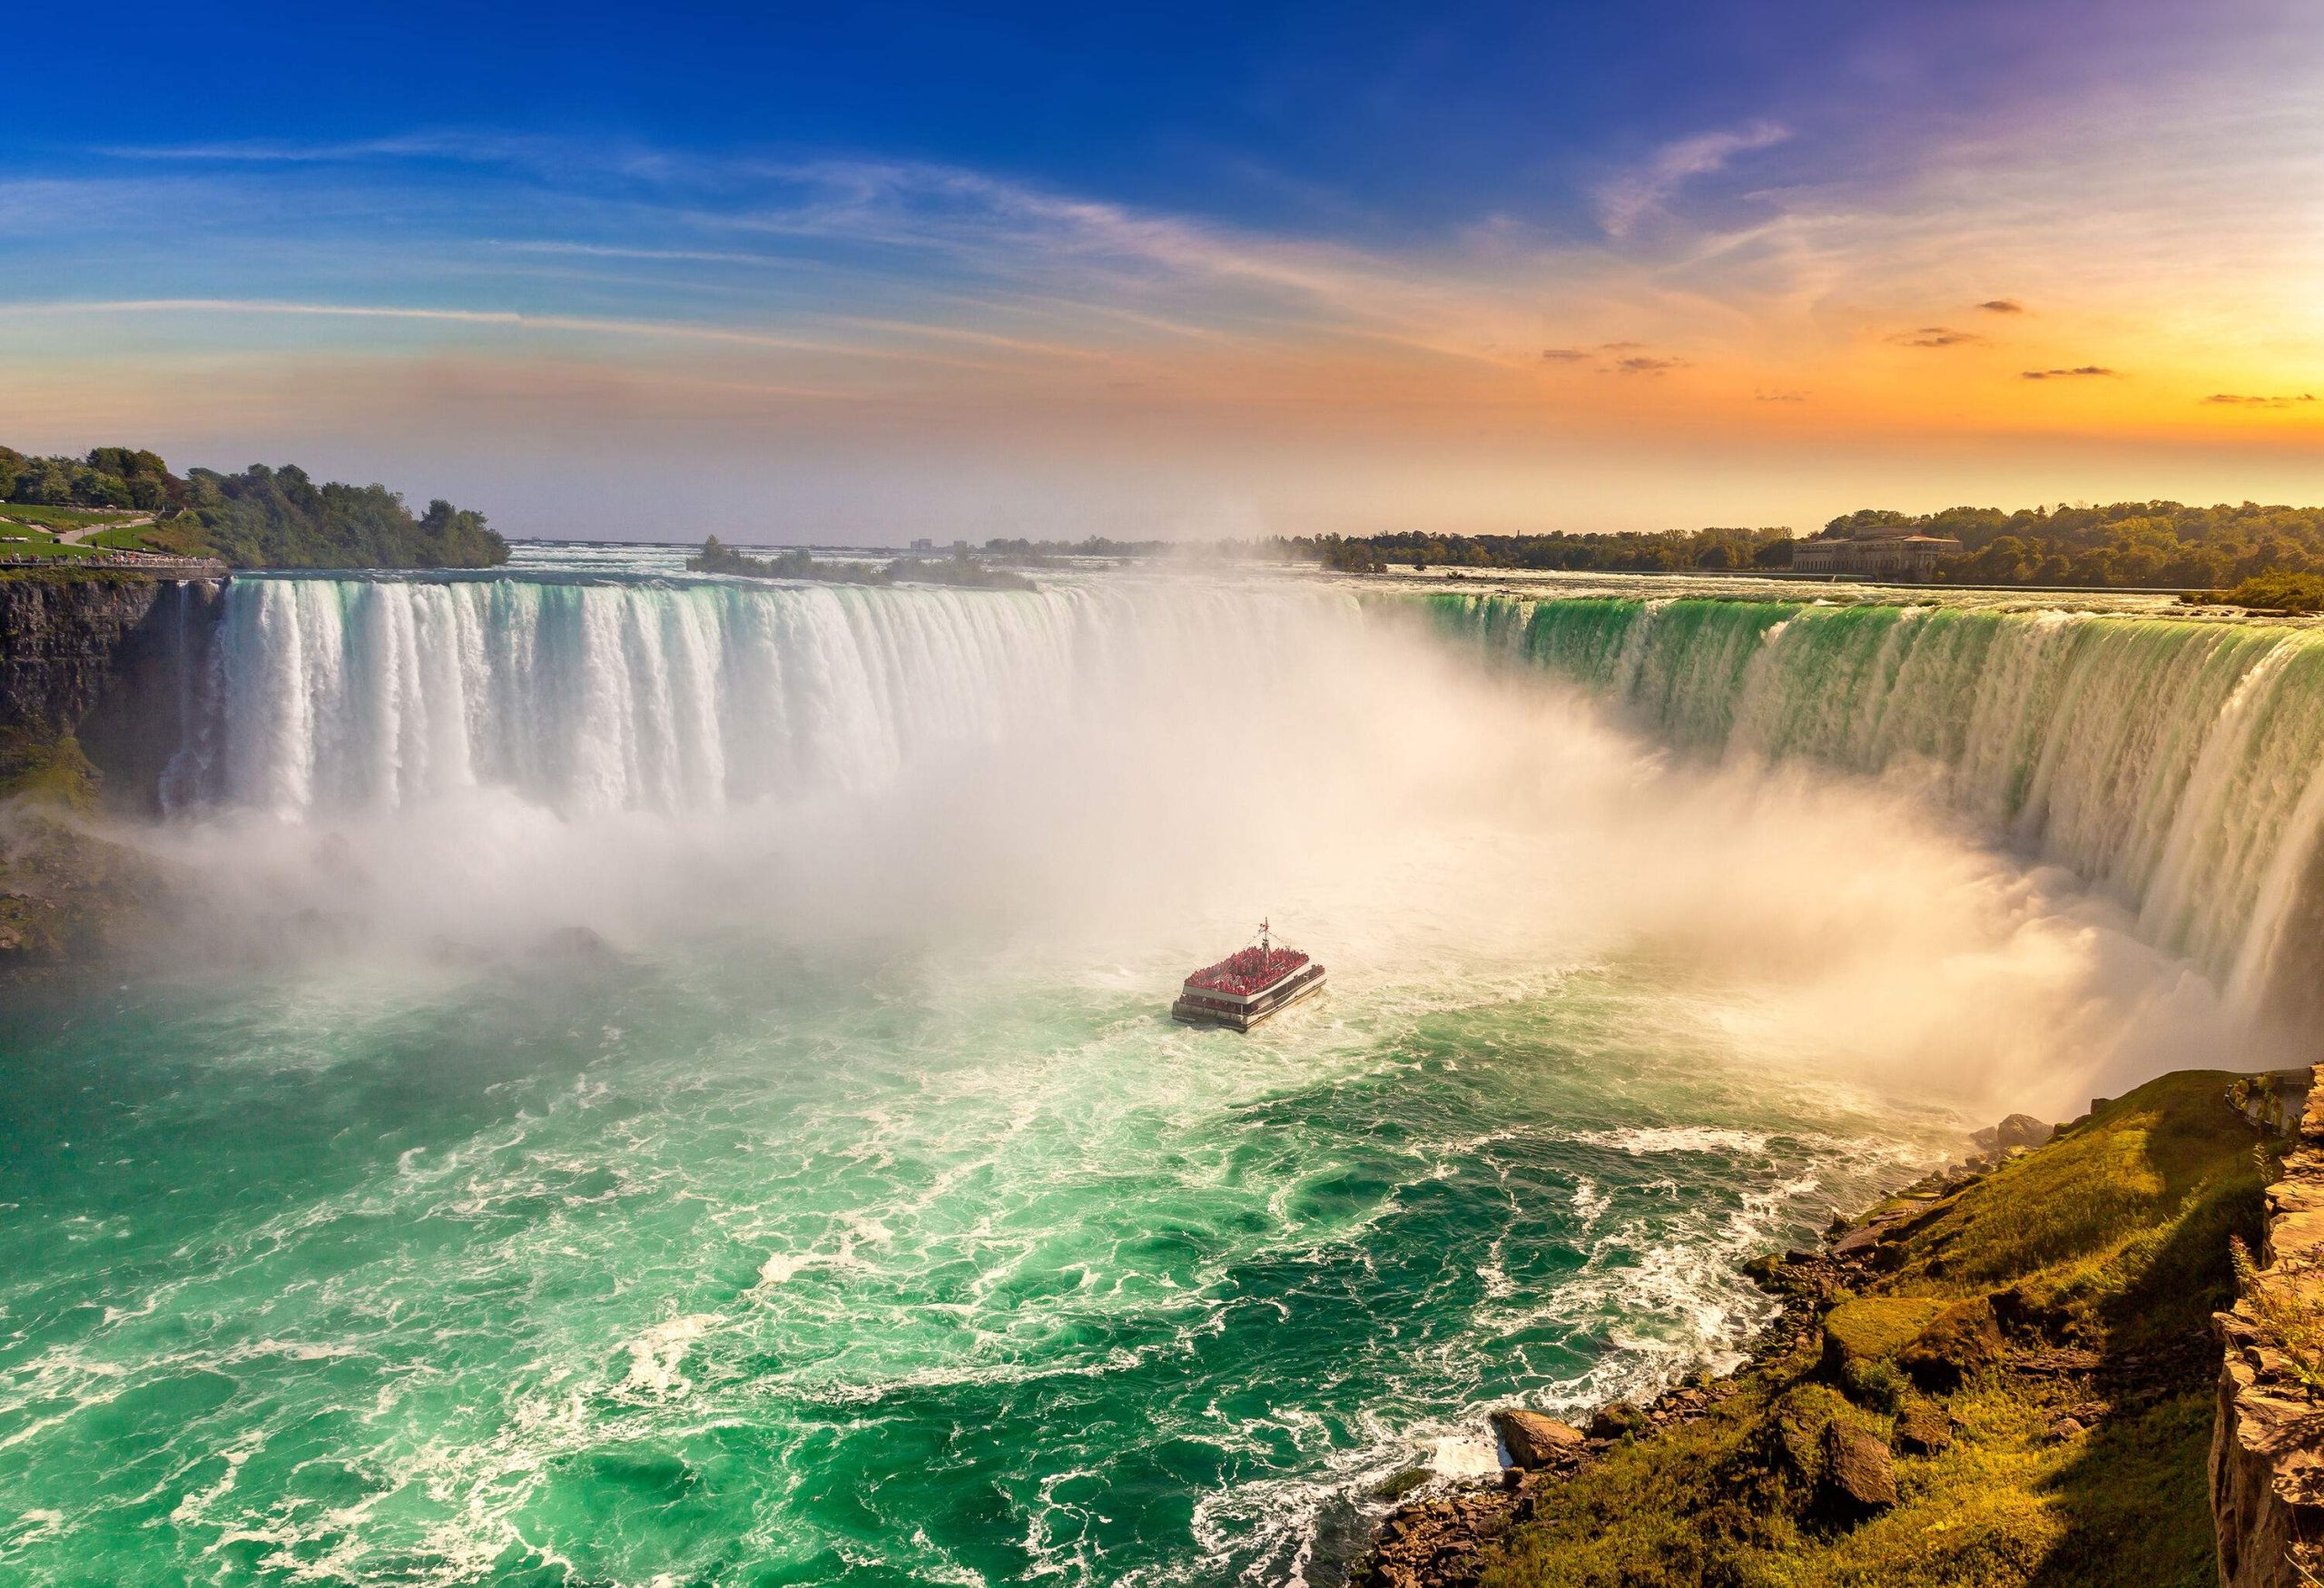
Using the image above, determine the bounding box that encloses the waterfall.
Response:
[178,574,2324,1019]
[169,574,1345,820]
[1429,592,2324,1014]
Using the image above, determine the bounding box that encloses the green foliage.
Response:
[1295,525,1795,575]
[1295,501,2324,590]
[1841,1356,1910,1414]
[177,465,507,569]
[1822,1297,1947,1371]
[689,537,1036,590]
[2201,571,2324,613]
[0,733,98,811]
[2230,1237,2324,1396]
[689,537,887,582]
[0,443,507,570]
[1854,499,2324,588]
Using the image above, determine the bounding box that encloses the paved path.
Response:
[51,513,154,545]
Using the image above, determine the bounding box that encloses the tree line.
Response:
[1289,501,2324,592]
[0,444,507,569]
[1824,502,2324,589]
[1291,526,1794,575]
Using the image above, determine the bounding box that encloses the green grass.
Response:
[1824,1298,1947,1368]
[85,526,164,552]
[0,537,107,558]
[1478,1070,2267,1588]
[0,733,99,812]
[0,504,142,530]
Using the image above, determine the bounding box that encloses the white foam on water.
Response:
[617,1313,722,1399]
[1428,1434,1502,1477]
[1566,1126,1774,1157]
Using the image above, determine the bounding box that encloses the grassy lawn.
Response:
[0,504,144,530]
[1479,1070,2266,1588]
[86,526,163,552]
[0,536,107,559]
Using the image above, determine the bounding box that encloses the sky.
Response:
[3,0,2322,542]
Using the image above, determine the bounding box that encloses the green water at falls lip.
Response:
[0,947,1942,1587]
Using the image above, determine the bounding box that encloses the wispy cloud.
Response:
[1594,121,1789,238]
[1976,298,2028,313]
[2020,366,2116,380]
[1612,355,1689,376]
[1890,326,1985,349]
[2203,391,2316,407]
[0,298,1021,370]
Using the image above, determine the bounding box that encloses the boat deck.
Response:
[1170,962,1327,1031]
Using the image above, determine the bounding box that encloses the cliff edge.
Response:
[2213,1064,2324,1586]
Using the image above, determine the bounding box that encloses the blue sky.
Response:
[3,0,2319,540]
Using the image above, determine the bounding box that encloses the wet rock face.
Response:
[0,576,224,807]
[0,576,169,733]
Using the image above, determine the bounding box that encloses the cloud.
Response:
[1595,121,1790,238]
[1890,326,1985,349]
[1755,389,1809,403]
[1977,299,2028,313]
[2202,391,2317,407]
[2020,366,2116,379]
[0,297,1019,370]
[1612,355,1689,376]
[1541,347,1591,361]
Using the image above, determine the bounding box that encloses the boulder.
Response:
[1893,1402,1953,1455]
[1819,1420,1898,1514]
[1997,1110,2048,1145]
[1491,1409,1585,1470]
[1587,1401,1647,1441]
[1821,1297,1947,1377]
[2048,1415,2085,1442]
[1898,1297,2004,1391]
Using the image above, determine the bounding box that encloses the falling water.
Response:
[1428,593,2324,1012]
[166,575,1343,819]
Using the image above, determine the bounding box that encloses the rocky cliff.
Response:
[2213,1063,2324,1588]
[0,569,225,807]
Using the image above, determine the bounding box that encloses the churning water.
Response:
[0,554,2305,1584]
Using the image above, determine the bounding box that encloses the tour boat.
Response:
[1170,921,1326,1031]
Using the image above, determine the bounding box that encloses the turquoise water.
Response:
[0,945,1935,1586]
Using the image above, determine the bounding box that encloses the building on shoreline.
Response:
[1791,529,1963,579]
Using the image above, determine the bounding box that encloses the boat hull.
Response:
[1170,964,1327,1031]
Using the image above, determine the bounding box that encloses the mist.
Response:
[110,570,2270,1121]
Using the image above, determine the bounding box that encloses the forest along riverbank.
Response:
[1357,1070,2290,1588]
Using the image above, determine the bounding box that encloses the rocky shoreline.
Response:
[1355,1230,1856,1588]
[1352,1109,2096,1588]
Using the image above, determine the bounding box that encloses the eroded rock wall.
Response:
[0,573,225,807]
[2213,1064,2324,1587]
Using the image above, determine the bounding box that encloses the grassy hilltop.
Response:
[1472,1070,2268,1588]
[0,444,506,569]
